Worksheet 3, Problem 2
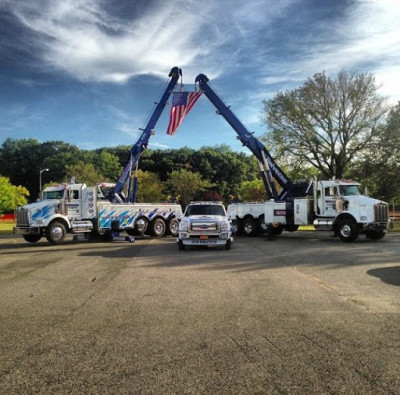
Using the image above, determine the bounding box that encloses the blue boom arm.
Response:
[195,73,293,201]
[112,67,182,201]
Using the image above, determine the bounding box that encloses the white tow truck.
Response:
[263,179,389,241]
[14,67,185,245]
[14,182,182,244]
[195,72,389,242]
[177,201,233,250]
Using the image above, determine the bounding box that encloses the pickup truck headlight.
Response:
[220,221,229,231]
[179,220,189,232]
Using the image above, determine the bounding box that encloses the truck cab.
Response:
[177,201,233,250]
[14,183,96,244]
[264,179,389,241]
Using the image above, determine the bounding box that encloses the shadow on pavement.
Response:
[367,266,400,286]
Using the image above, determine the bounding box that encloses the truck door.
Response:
[66,189,82,219]
[317,184,338,217]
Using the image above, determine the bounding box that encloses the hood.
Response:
[186,215,227,221]
[345,195,386,206]
[19,199,60,211]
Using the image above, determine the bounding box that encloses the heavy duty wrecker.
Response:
[194,73,389,242]
[14,67,184,244]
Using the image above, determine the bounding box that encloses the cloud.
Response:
[257,0,400,100]
[149,141,169,149]
[0,0,225,82]
[1,0,302,84]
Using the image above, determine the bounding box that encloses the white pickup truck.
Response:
[177,201,233,250]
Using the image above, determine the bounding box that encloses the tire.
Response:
[268,225,284,235]
[149,218,166,237]
[285,224,299,232]
[233,220,242,236]
[23,234,42,243]
[46,221,66,244]
[178,240,185,251]
[133,217,148,236]
[167,218,180,237]
[365,230,386,240]
[242,217,259,237]
[225,239,231,250]
[337,219,358,242]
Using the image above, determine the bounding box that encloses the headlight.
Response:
[220,221,229,231]
[179,220,189,232]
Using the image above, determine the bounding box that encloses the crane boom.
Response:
[195,73,293,200]
[112,67,182,201]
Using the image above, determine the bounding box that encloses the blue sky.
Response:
[1,0,399,154]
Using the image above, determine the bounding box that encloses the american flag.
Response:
[166,91,202,135]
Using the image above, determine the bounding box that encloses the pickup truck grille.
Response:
[191,222,218,231]
[16,208,29,226]
[374,203,388,222]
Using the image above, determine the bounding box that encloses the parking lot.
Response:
[1,231,399,393]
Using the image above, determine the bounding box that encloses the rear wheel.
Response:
[46,221,66,244]
[337,219,358,242]
[149,218,166,237]
[23,234,42,243]
[243,217,259,237]
[167,218,179,237]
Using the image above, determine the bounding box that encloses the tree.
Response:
[202,190,223,202]
[167,169,213,208]
[134,170,166,203]
[237,179,266,202]
[65,162,104,186]
[263,70,388,179]
[348,101,400,202]
[0,139,85,200]
[93,150,122,181]
[0,176,29,214]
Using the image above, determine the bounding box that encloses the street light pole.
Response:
[39,168,49,198]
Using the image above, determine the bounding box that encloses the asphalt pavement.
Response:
[0,232,399,393]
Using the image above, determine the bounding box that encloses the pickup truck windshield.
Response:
[185,205,225,216]
[43,190,65,199]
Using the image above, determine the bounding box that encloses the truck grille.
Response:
[374,203,388,222]
[16,208,29,226]
[191,222,218,231]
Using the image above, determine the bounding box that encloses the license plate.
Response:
[200,235,208,240]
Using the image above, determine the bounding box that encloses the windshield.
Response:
[339,185,361,196]
[43,190,65,200]
[185,205,225,216]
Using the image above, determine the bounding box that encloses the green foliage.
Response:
[93,151,122,181]
[237,179,266,202]
[348,101,400,202]
[0,176,29,214]
[167,169,213,208]
[263,70,387,179]
[134,170,166,203]
[65,162,104,186]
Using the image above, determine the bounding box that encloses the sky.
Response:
[1,0,400,154]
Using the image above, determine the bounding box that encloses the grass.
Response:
[0,221,15,234]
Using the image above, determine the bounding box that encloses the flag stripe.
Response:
[166,91,202,135]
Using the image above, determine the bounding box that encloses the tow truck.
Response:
[193,73,389,242]
[14,67,183,244]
